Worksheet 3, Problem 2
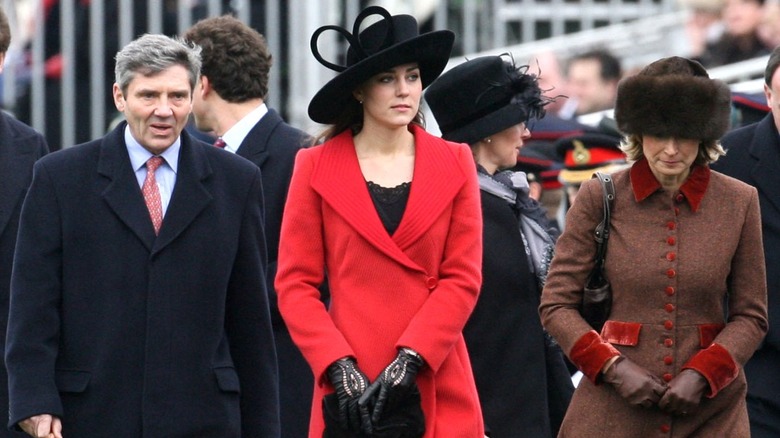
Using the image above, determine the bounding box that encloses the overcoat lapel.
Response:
[98,123,157,251]
[749,115,780,215]
[311,126,466,272]
[235,109,279,168]
[0,115,33,235]
[152,132,212,255]
[99,124,212,254]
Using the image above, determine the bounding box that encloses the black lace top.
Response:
[366,181,411,235]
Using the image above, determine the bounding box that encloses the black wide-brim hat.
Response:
[308,6,454,125]
[426,55,547,145]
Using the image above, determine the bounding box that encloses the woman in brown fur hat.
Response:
[540,56,768,437]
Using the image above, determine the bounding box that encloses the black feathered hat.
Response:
[425,55,550,145]
[614,56,731,141]
[308,6,454,124]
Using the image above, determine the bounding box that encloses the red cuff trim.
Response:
[682,343,738,398]
[569,330,620,383]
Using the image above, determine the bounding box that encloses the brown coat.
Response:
[540,159,768,437]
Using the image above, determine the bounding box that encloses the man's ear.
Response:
[199,75,211,98]
[112,83,125,112]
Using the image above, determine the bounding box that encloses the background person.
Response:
[558,49,622,119]
[183,16,312,438]
[540,56,768,436]
[426,54,574,438]
[0,7,48,438]
[6,34,279,438]
[275,6,485,437]
[711,44,780,438]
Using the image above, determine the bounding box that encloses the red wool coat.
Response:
[540,159,768,437]
[276,125,485,437]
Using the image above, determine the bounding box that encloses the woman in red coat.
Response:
[540,56,768,437]
[275,6,484,438]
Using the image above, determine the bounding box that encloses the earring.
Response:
[358,99,363,104]
[484,138,492,143]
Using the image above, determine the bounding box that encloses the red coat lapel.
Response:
[392,125,467,249]
[310,125,468,271]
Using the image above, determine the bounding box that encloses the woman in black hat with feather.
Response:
[275,6,485,438]
[425,54,574,438]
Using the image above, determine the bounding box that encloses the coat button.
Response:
[665,286,675,296]
[664,338,674,347]
[663,373,673,382]
[661,424,671,433]
[665,303,675,313]
[667,221,676,230]
[667,236,676,245]
[666,252,676,261]
[666,269,676,278]
[425,276,438,290]
[664,356,673,365]
[664,320,674,330]
[675,194,684,203]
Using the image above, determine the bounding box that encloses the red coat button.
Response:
[425,277,438,290]
[664,338,674,347]
[664,356,673,365]
[665,303,675,313]
[665,286,675,296]
[663,373,673,382]
[666,252,676,261]
[667,236,676,245]
[666,269,676,278]
[675,194,684,202]
[664,320,674,330]
[661,424,671,433]
[667,221,676,230]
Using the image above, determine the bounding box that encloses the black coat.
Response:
[6,123,279,437]
[234,108,312,438]
[711,113,780,437]
[463,180,572,438]
[0,113,48,438]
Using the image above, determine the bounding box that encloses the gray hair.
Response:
[114,34,202,95]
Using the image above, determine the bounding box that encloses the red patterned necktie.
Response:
[213,137,226,148]
[142,156,164,235]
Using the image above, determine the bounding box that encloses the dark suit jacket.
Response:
[6,123,279,437]
[234,108,310,438]
[0,113,48,438]
[712,113,780,434]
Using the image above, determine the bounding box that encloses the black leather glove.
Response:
[602,356,667,408]
[326,357,373,434]
[359,348,425,425]
[658,369,708,416]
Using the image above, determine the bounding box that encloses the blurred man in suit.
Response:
[711,44,780,438]
[184,16,311,438]
[0,7,49,438]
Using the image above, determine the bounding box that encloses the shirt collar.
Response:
[125,125,181,174]
[221,103,268,152]
[630,156,709,212]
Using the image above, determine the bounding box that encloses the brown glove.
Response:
[602,356,668,408]
[658,369,708,416]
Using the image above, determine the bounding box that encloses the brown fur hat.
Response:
[614,56,731,141]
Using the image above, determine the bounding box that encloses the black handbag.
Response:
[580,172,615,332]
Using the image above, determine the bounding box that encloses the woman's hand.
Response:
[359,348,424,425]
[326,357,373,434]
[602,356,668,408]
[658,369,708,416]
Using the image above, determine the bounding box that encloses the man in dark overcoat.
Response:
[5,34,279,438]
[711,44,780,438]
[184,16,312,438]
[0,8,49,438]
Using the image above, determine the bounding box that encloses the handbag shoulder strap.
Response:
[593,172,616,269]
